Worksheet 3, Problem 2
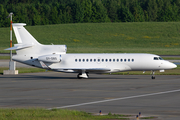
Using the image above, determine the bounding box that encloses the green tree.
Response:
[118,4,134,22]
[74,0,84,23]
[147,0,158,21]
[50,6,58,24]
[91,0,110,22]
[106,0,118,22]
[132,2,145,22]
[83,0,93,22]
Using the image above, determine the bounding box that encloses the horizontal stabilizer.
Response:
[5,44,34,50]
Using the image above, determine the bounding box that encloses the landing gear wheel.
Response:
[151,76,155,79]
[77,74,82,79]
[86,73,89,77]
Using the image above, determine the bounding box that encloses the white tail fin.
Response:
[12,23,40,45]
[5,23,67,55]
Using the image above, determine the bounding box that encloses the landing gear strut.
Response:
[151,70,155,79]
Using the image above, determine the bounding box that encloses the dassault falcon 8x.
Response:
[5,23,177,79]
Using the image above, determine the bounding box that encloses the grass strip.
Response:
[0,108,131,120]
[0,56,10,59]
[0,67,46,75]
[162,57,180,60]
[1,22,180,55]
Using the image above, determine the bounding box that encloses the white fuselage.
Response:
[12,53,176,73]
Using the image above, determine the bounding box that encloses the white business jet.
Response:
[5,23,177,79]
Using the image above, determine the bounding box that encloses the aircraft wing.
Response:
[55,68,111,73]
[39,61,111,73]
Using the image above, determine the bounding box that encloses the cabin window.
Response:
[132,59,134,62]
[79,59,81,62]
[90,59,92,62]
[106,59,108,62]
[31,57,33,59]
[121,59,123,62]
[83,59,85,62]
[94,59,96,62]
[159,57,163,60]
[75,59,77,62]
[109,59,111,62]
[128,59,130,62]
[154,57,158,60]
[124,59,126,62]
[113,59,115,62]
[117,59,119,62]
[98,59,100,62]
[102,59,104,62]
[86,59,88,62]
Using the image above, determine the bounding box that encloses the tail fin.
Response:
[5,23,67,55]
[12,23,40,45]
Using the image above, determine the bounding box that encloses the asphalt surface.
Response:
[0,72,180,120]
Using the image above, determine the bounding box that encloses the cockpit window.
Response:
[154,57,159,60]
[159,57,163,60]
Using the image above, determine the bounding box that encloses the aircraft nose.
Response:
[169,62,177,69]
[163,61,177,69]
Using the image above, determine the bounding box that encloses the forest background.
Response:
[0,0,180,27]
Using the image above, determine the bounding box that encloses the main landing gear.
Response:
[77,72,89,79]
[151,70,155,79]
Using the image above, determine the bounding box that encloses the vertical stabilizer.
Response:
[12,23,40,45]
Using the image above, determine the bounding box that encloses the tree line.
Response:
[0,0,180,27]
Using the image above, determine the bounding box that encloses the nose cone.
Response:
[162,61,177,69]
[168,62,177,69]
[171,63,177,69]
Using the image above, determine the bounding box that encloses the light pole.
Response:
[7,12,13,62]
[3,12,18,75]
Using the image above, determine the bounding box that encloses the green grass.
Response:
[0,67,46,75]
[0,56,10,59]
[1,22,180,55]
[163,57,180,60]
[140,116,157,119]
[0,108,131,120]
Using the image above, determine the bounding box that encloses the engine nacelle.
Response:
[38,54,62,63]
[42,45,67,54]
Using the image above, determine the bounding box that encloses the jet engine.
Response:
[38,54,62,63]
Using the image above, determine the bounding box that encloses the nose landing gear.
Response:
[151,70,155,79]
